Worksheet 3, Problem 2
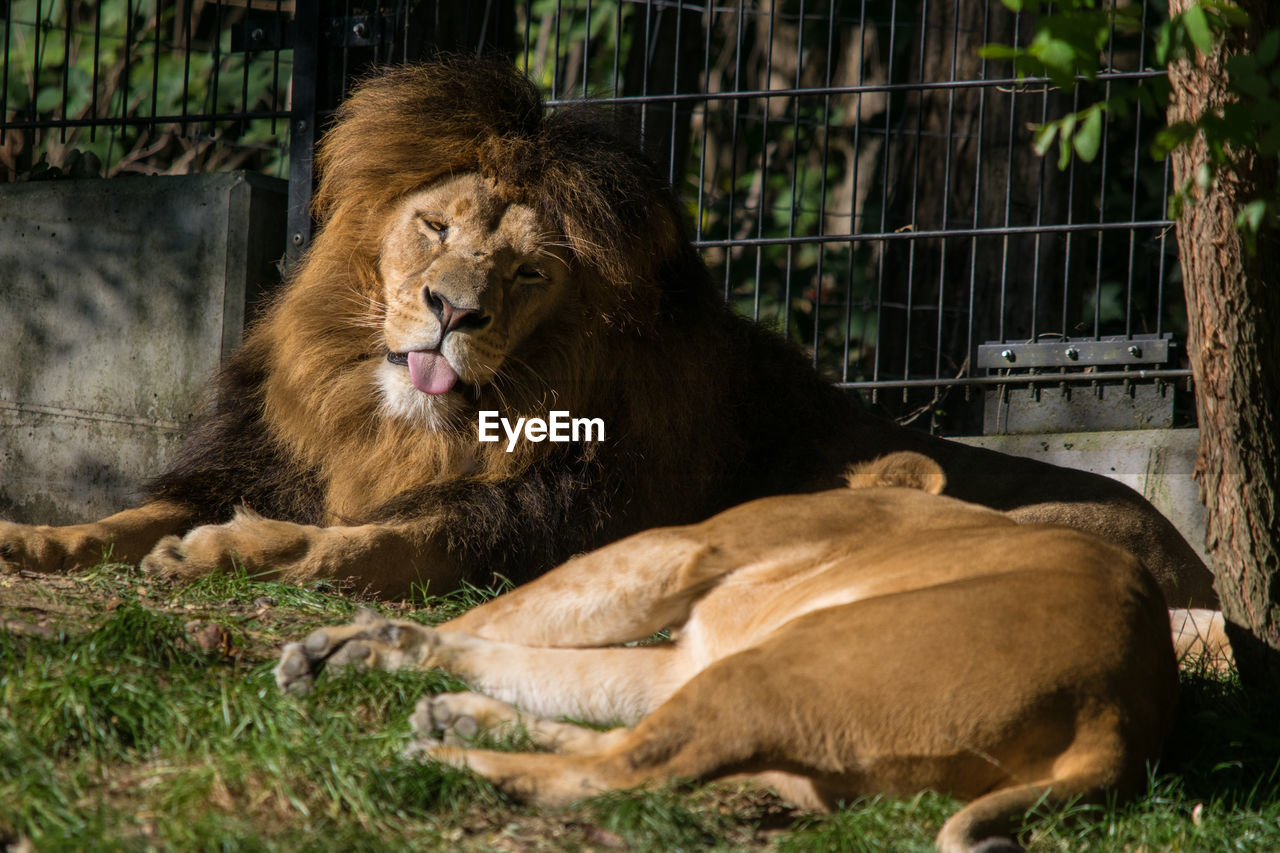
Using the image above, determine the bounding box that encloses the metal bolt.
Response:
[1128,345,1142,358]
[1000,349,1016,362]
[291,232,305,247]
[251,27,265,43]
[295,120,308,133]
[1065,347,1080,360]
[353,21,369,39]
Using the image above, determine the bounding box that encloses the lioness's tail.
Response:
[844,451,946,494]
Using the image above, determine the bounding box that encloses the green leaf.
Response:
[1033,121,1060,157]
[978,44,1023,60]
[1033,36,1081,88]
[1073,105,1104,162]
[1000,0,1026,12]
[1154,21,1175,65]
[1181,5,1215,55]
[1057,113,1078,170]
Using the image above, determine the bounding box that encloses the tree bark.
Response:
[1167,0,1280,688]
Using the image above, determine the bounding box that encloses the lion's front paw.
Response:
[274,608,439,694]
[139,513,316,582]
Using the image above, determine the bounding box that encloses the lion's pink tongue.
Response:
[407,350,458,395]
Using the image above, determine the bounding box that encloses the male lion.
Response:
[0,58,1216,613]
[274,452,1179,853]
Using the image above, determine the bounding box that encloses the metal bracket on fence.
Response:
[977,334,1181,434]
[977,333,1172,370]
[328,14,398,48]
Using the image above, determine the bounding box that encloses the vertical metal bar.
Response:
[639,0,653,148]
[269,0,283,135]
[60,0,72,143]
[965,0,992,398]
[612,0,622,94]
[752,0,777,324]
[287,0,321,263]
[1060,83,1080,339]
[1123,0,1152,340]
[668,0,685,184]
[150,0,161,134]
[242,1,252,137]
[996,7,1021,344]
[694,0,714,243]
[1092,113,1112,336]
[781,0,806,339]
[90,2,104,144]
[812,0,838,371]
[1,0,11,145]
[901,0,929,397]
[722,0,746,302]
[210,0,224,136]
[843,0,872,384]
[552,0,562,98]
[31,0,43,131]
[870,0,900,401]
[523,0,533,70]
[339,0,350,99]
[1156,159,1171,338]
[1029,48,1051,343]
[180,0,193,134]
[582,0,591,96]
[934,0,961,384]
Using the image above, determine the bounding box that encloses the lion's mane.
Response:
[145,58,865,584]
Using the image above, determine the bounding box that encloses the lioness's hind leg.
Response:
[409,692,628,753]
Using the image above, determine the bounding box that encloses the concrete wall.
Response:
[951,429,1208,562]
[0,173,286,525]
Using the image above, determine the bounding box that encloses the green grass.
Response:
[2,562,1279,851]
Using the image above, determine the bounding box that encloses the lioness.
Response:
[0,58,1216,618]
[275,453,1179,853]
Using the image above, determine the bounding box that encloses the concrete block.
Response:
[951,429,1207,561]
[0,173,286,525]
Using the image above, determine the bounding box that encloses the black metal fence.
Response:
[1,0,1191,435]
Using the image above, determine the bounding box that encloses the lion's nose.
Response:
[424,288,490,333]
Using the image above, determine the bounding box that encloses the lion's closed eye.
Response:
[419,216,448,238]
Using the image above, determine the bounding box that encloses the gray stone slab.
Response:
[0,173,286,524]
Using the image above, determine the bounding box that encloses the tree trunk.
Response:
[1166,0,1280,688]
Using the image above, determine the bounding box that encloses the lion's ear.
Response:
[844,452,946,495]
